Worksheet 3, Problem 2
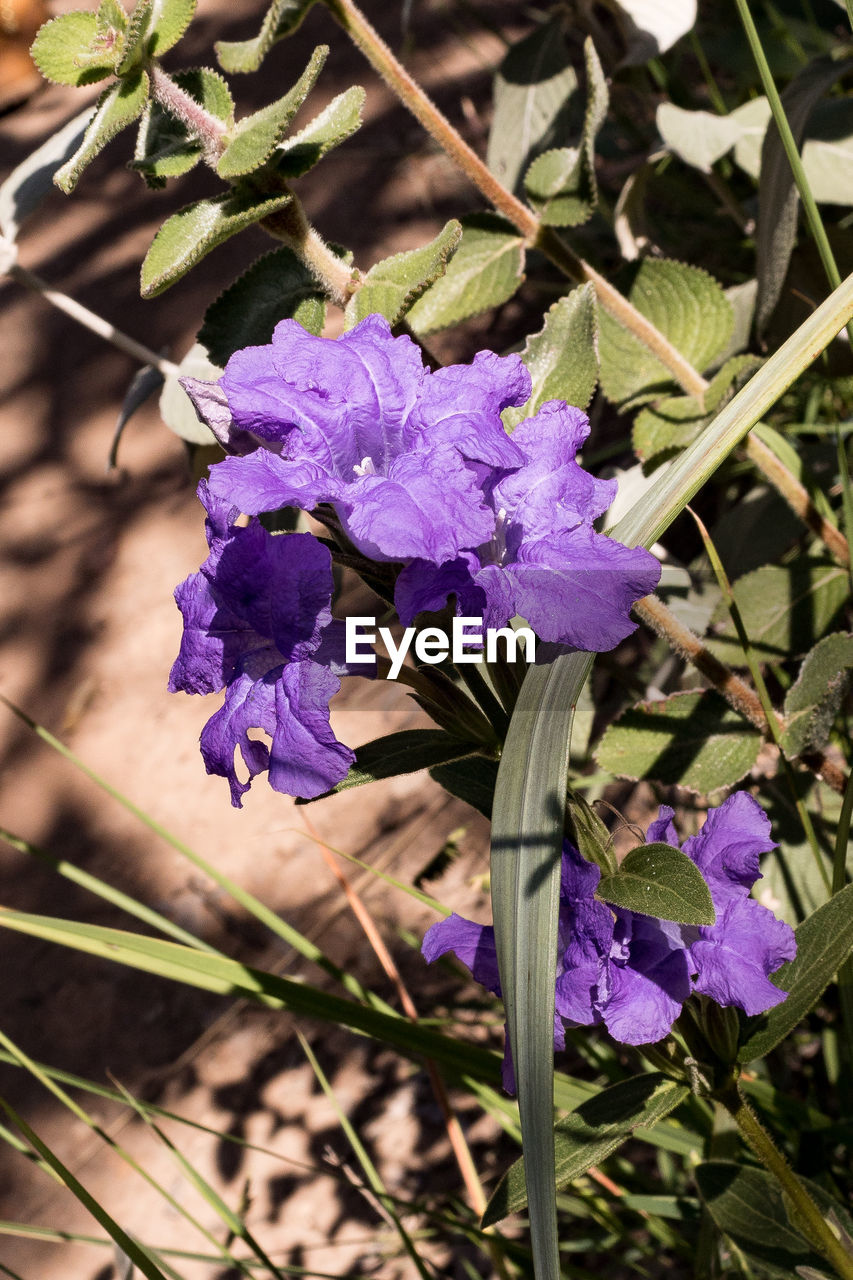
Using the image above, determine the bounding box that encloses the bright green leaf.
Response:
[596,690,762,793]
[132,68,233,185]
[344,220,462,329]
[739,883,853,1063]
[598,258,734,408]
[428,756,498,820]
[298,730,482,802]
[117,0,153,73]
[147,0,196,57]
[158,344,221,445]
[96,0,127,36]
[199,246,326,366]
[782,633,853,757]
[632,355,761,462]
[30,12,116,86]
[55,71,150,194]
[709,560,849,666]
[275,85,366,179]
[597,843,715,925]
[215,0,318,74]
[140,187,292,297]
[216,45,328,179]
[482,1073,689,1226]
[406,213,525,335]
[503,284,598,426]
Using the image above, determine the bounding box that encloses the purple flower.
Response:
[423,794,795,1088]
[169,482,355,805]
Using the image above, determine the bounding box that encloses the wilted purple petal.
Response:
[268,662,355,799]
[422,914,502,994]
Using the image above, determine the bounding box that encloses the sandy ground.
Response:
[0,2,528,1274]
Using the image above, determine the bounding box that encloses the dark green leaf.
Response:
[429,756,498,820]
[216,0,318,74]
[148,0,196,57]
[595,690,762,793]
[783,633,853,757]
[739,883,853,1062]
[483,1073,689,1226]
[632,355,761,463]
[503,283,598,427]
[344,220,462,329]
[217,45,328,179]
[199,246,326,366]
[709,560,849,667]
[597,843,715,925]
[275,85,365,179]
[297,730,483,802]
[406,213,525,335]
[31,12,116,86]
[132,68,234,185]
[0,107,95,240]
[140,187,292,297]
[55,71,150,194]
[486,18,578,195]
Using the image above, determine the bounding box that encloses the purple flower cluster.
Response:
[423,793,796,1087]
[171,315,660,803]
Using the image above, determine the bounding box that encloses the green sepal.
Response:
[344,220,462,329]
[406,213,525,335]
[275,86,366,179]
[140,187,292,297]
[55,71,150,194]
[147,0,196,57]
[503,283,598,429]
[597,843,715,926]
[295,731,483,803]
[117,0,154,73]
[782,633,853,758]
[31,12,117,87]
[482,1074,689,1226]
[216,45,328,179]
[565,787,616,876]
[633,355,761,463]
[199,246,326,367]
[215,0,318,74]
[131,68,234,186]
[429,756,498,820]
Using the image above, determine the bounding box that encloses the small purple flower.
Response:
[423,794,796,1089]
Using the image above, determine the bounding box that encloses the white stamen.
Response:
[353,455,376,477]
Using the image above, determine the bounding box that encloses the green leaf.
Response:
[523,38,607,227]
[632,355,761,463]
[782,633,853,758]
[483,1073,689,1226]
[96,0,128,36]
[199,246,326,366]
[565,787,616,876]
[275,85,366,179]
[131,68,234,185]
[595,690,762,793]
[216,45,328,179]
[298,730,482,802]
[487,17,579,195]
[503,284,598,426]
[140,187,292,297]
[800,97,853,204]
[656,102,744,173]
[55,71,150,194]
[147,0,197,57]
[709,560,849,667]
[739,883,853,1063]
[30,12,116,86]
[116,0,153,73]
[215,0,318,74]
[406,213,525,335]
[158,344,221,445]
[598,259,734,408]
[611,0,697,64]
[0,107,95,240]
[428,756,498,820]
[344,221,462,329]
[597,843,715,925]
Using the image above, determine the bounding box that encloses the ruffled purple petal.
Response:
[422,914,502,994]
[690,896,796,1015]
[602,962,685,1046]
[268,661,355,799]
[207,450,340,517]
[408,350,529,468]
[199,670,276,807]
[646,805,679,847]
[682,792,777,906]
[394,556,487,627]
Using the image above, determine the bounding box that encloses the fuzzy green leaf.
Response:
[140,187,292,297]
[275,86,366,179]
[117,0,153,73]
[147,0,196,57]
[132,68,233,185]
[31,12,116,86]
[504,284,598,428]
[782,633,853,758]
[344,220,462,329]
[298,730,482,802]
[739,883,853,1063]
[597,843,715,925]
[709,560,849,667]
[216,45,328,179]
[598,258,733,408]
[199,246,326,366]
[406,213,525,335]
[429,756,498,820]
[54,71,150,194]
[216,0,318,74]
[595,690,762,793]
[632,355,761,462]
[483,1074,689,1226]
[566,787,617,876]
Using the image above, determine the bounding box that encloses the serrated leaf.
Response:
[633,355,761,462]
[344,220,462,329]
[199,246,326,366]
[598,259,734,408]
[159,344,221,445]
[55,71,150,194]
[596,690,762,793]
[117,0,153,73]
[406,214,525,335]
[31,12,115,86]
[140,187,292,297]
[0,107,95,240]
[298,730,482,802]
[656,103,743,173]
[483,1073,689,1226]
[739,883,853,1063]
[782,633,853,757]
[487,18,579,195]
[429,756,498,820]
[217,45,328,179]
[215,0,318,74]
[131,68,233,184]
[97,0,128,35]
[147,0,196,57]
[612,0,697,64]
[709,560,849,667]
[597,843,715,924]
[275,86,366,179]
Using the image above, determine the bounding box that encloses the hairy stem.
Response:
[148,64,227,165]
[262,197,359,307]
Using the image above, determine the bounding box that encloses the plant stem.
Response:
[717,1080,853,1279]
[148,64,227,164]
[262,197,359,306]
[745,432,851,567]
